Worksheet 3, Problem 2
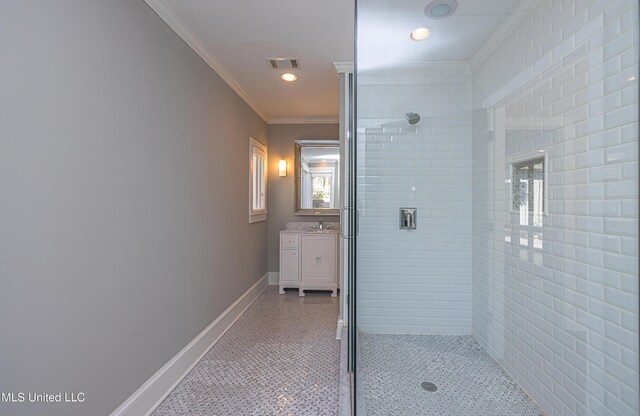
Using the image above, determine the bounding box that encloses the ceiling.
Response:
[358,0,524,70]
[148,0,354,123]
[147,0,524,123]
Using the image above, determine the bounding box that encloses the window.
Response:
[249,137,267,223]
[512,157,544,227]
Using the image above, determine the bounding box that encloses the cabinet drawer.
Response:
[280,233,299,249]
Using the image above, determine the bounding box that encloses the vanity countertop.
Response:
[280,221,340,234]
[280,229,338,234]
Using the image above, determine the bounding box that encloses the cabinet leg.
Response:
[298,289,305,297]
[331,289,337,298]
[279,286,285,295]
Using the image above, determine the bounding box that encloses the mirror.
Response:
[294,140,340,215]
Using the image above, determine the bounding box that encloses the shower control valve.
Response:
[399,208,417,230]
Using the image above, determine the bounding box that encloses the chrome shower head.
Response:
[405,112,421,125]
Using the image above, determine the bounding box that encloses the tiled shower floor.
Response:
[358,334,546,416]
[152,286,340,416]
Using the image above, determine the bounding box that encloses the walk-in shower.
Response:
[349,0,639,415]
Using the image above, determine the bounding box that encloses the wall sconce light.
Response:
[278,158,287,177]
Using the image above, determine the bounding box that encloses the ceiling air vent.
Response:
[266,58,301,70]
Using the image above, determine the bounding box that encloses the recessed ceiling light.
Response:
[425,0,458,19]
[411,27,431,41]
[280,73,297,82]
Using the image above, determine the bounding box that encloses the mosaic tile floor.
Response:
[358,334,546,416]
[152,286,340,416]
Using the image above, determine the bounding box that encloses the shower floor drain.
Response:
[421,382,438,392]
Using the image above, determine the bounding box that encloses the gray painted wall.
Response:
[266,124,340,272]
[0,1,267,415]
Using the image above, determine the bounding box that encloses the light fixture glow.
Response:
[411,27,431,41]
[280,73,297,82]
[278,159,287,177]
[628,76,637,82]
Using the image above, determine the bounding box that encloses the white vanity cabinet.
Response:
[279,229,338,297]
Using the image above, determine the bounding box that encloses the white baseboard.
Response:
[336,319,345,340]
[267,272,279,286]
[110,273,269,416]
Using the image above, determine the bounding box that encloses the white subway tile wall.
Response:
[356,65,473,334]
[472,1,638,416]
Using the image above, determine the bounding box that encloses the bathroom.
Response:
[1,0,637,415]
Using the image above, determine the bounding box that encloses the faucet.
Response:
[319,221,324,230]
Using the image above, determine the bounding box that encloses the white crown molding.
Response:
[268,117,339,125]
[332,61,354,76]
[358,60,470,73]
[144,0,270,123]
[469,0,545,72]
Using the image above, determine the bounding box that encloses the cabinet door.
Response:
[280,249,299,284]
[300,235,337,284]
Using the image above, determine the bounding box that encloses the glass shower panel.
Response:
[353,0,638,415]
